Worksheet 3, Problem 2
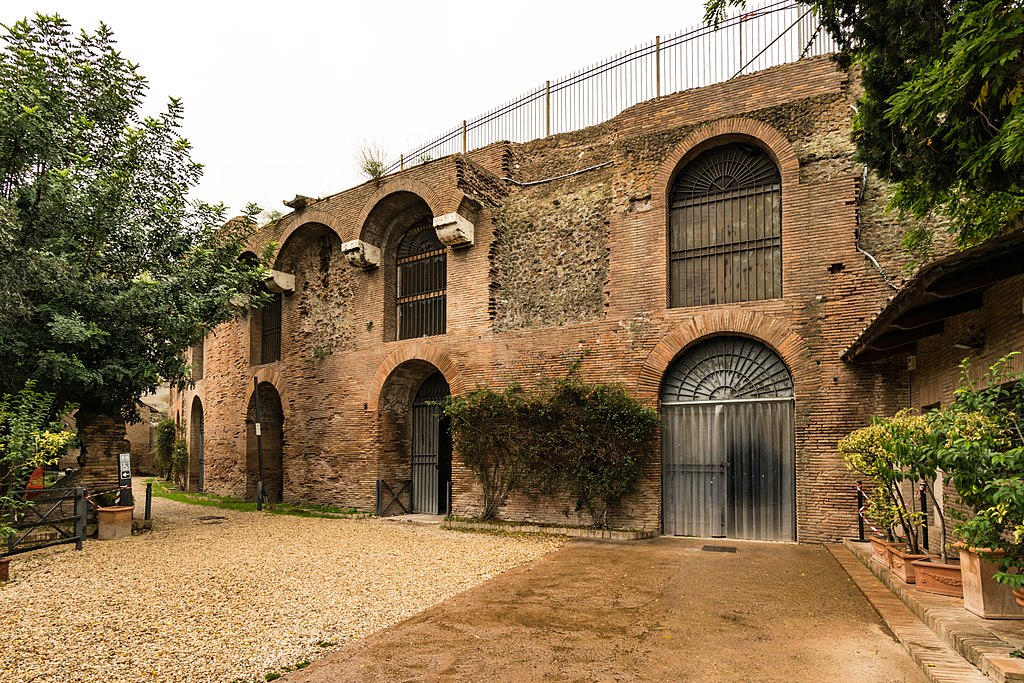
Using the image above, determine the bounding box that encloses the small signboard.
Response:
[118,452,133,506]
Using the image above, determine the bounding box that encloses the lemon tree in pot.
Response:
[0,382,76,581]
[840,410,934,582]
[930,355,1024,613]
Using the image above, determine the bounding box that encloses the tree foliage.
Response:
[0,381,76,540]
[705,0,1024,249]
[0,14,269,421]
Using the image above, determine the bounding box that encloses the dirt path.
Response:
[286,536,926,683]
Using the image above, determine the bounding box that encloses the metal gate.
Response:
[411,371,451,514]
[661,337,795,541]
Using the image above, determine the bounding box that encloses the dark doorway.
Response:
[246,382,284,503]
[661,336,795,541]
[189,397,205,492]
[411,371,451,514]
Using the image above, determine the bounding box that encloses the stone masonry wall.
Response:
[169,56,919,542]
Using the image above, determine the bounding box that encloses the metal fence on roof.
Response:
[385,1,835,174]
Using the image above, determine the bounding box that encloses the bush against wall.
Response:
[444,376,659,528]
[153,418,176,481]
[171,438,188,490]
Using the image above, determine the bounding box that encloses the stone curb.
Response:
[827,543,990,683]
[440,519,657,540]
[840,540,1024,683]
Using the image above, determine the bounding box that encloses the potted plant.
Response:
[929,355,1024,616]
[0,382,76,581]
[839,410,932,583]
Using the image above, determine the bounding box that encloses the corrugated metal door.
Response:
[661,337,795,541]
[411,371,450,514]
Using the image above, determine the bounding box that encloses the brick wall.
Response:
[170,56,916,542]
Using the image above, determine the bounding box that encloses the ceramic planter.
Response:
[888,546,931,583]
[959,546,1024,619]
[911,559,964,597]
[869,537,893,568]
[97,505,134,540]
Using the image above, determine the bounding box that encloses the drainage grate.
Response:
[701,545,737,553]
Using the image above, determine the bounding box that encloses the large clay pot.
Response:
[97,506,134,540]
[0,556,10,582]
[1012,587,1024,609]
[888,546,931,583]
[911,559,964,597]
[959,546,1024,619]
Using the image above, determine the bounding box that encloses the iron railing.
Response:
[5,487,87,556]
[385,1,835,174]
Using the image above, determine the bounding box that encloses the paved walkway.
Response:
[286,536,926,682]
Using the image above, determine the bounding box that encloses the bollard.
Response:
[857,481,865,541]
[145,482,152,521]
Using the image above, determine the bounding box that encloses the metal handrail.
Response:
[385,1,835,174]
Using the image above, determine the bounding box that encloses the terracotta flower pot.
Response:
[958,546,1024,619]
[911,558,963,598]
[0,556,10,582]
[1013,587,1024,609]
[869,537,893,568]
[888,546,931,584]
[97,505,134,540]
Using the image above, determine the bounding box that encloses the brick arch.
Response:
[367,342,466,412]
[637,310,816,403]
[354,179,459,245]
[651,117,800,218]
[274,210,346,262]
[249,367,290,422]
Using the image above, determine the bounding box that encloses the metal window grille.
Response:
[669,143,782,308]
[260,293,282,363]
[397,222,446,339]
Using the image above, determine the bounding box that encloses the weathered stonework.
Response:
[169,56,924,542]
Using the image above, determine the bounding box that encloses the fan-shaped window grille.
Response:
[397,219,446,339]
[669,143,782,308]
[660,337,792,403]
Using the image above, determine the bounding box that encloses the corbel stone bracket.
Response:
[342,239,381,269]
[265,269,295,294]
[433,212,474,248]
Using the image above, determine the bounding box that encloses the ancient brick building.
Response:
[171,56,916,543]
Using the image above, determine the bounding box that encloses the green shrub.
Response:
[153,418,176,480]
[171,438,188,489]
[445,374,658,528]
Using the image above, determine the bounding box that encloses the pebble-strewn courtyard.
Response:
[0,485,562,683]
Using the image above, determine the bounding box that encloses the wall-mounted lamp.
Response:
[952,330,985,351]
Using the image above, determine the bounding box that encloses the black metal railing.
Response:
[5,487,87,556]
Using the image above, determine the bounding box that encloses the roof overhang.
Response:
[843,230,1024,363]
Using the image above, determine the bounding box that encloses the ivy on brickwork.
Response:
[444,366,659,528]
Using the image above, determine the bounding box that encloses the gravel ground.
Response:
[0,482,563,683]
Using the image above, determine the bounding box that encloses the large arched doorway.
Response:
[411,371,451,514]
[661,336,795,541]
[246,382,284,503]
[188,397,205,492]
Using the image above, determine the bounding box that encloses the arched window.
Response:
[396,218,446,339]
[669,142,781,308]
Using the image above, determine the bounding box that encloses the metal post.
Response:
[144,482,152,521]
[253,377,266,511]
[655,35,661,97]
[400,154,404,171]
[462,120,467,156]
[376,480,380,517]
[545,80,551,137]
[856,481,864,542]
[919,483,929,550]
[74,487,86,550]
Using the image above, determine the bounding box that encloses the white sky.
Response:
[4,1,707,215]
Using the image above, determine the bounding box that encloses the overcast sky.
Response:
[4,1,708,216]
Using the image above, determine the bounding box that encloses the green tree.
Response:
[0,15,269,473]
[705,0,1024,250]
